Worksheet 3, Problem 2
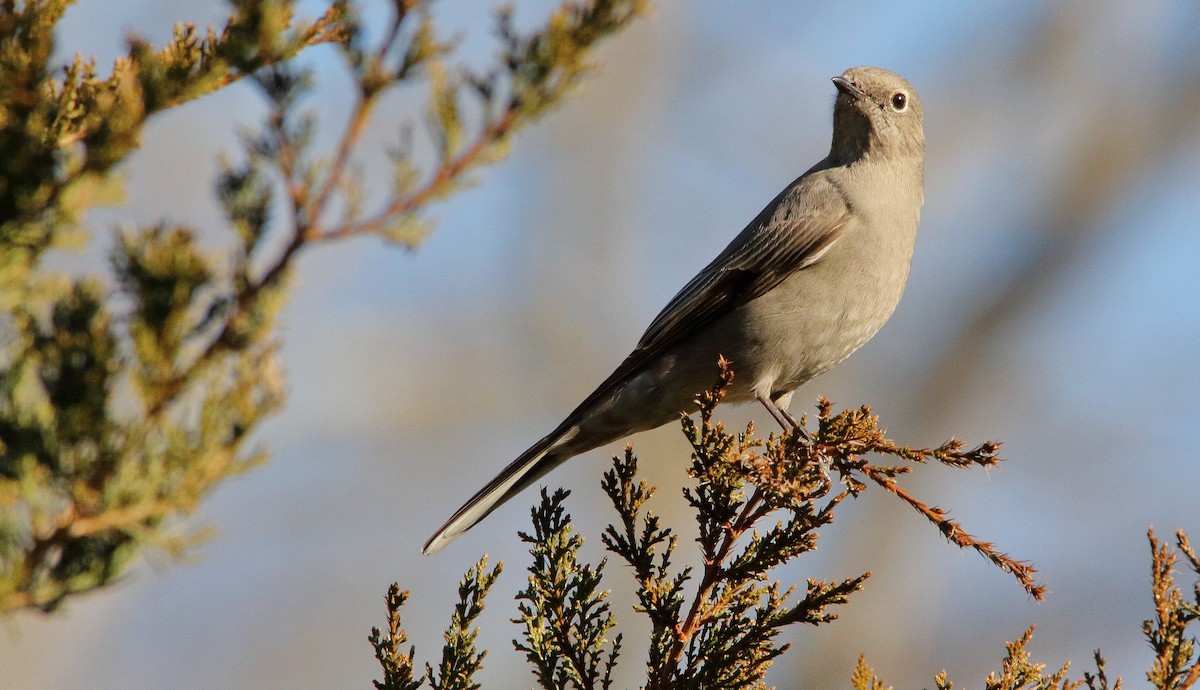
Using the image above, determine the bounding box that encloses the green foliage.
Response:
[851,654,891,690]
[1144,529,1200,689]
[369,557,504,690]
[370,585,425,690]
[931,627,1078,690]
[429,555,504,690]
[514,488,622,690]
[0,0,648,613]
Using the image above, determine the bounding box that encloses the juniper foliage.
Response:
[0,0,648,613]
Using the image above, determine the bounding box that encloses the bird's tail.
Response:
[422,424,576,555]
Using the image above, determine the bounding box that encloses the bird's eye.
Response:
[890,92,908,111]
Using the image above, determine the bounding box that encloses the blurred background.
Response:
[4,0,1199,687]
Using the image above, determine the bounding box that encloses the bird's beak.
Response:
[832,75,866,100]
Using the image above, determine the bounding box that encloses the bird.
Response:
[424,66,925,555]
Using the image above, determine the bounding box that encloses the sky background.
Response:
[4,0,1200,688]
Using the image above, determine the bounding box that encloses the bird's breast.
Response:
[732,206,918,396]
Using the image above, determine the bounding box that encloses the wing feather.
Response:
[563,172,850,419]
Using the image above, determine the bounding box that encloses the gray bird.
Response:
[424,66,924,555]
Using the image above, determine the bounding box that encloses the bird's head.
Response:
[830,66,925,163]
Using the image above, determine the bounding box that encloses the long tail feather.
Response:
[422,426,575,554]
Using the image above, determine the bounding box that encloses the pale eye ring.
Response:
[890,92,908,111]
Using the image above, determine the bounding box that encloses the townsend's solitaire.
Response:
[424,66,924,554]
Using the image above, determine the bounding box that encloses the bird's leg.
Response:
[777,406,805,431]
[758,395,795,431]
[758,393,812,441]
[758,394,828,492]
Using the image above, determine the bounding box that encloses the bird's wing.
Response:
[565,172,851,417]
[637,187,848,351]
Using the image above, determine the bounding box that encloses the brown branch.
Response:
[308,94,376,226]
[860,464,1046,600]
[548,597,601,690]
[306,107,518,243]
[661,485,773,687]
[1182,664,1200,690]
[306,2,419,226]
[148,91,516,421]
[64,447,238,539]
[66,500,188,539]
